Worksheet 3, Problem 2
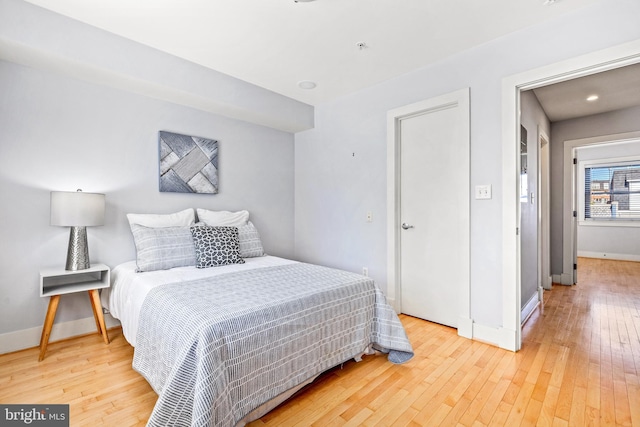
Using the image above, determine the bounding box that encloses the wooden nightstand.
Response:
[39,263,111,361]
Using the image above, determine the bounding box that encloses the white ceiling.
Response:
[23,0,601,106]
[532,62,640,122]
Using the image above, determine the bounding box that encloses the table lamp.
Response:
[50,189,105,271]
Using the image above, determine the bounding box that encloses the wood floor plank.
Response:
[476,379,512,425]
[521,396,543,426]
[537,384,561,427]
[1,257,639,426]
[628,377,640,427]
[504,381,535,426]
[568,385,587,427]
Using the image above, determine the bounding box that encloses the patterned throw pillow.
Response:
[238,221,265,258]
[190,226,245,268]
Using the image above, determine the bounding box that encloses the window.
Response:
[584,162,640,221]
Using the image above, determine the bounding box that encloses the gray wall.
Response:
[0,0,313,134]
[550,105,640,273]
[520,91,551,308]
[0,59,295,335]
[295,0,640,328]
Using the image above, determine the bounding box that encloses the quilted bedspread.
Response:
[133,263,413,427]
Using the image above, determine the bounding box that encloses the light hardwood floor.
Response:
[1,257,638,426]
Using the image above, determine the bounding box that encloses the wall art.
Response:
[159,131,218,194]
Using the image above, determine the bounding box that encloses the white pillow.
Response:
[196,209,249,227]
[127,208,195,229]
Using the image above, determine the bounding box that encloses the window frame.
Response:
[578,155,640,227]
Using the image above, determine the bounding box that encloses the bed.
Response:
[102,208,413,427]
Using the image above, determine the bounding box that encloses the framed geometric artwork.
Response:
[158,131,219,194]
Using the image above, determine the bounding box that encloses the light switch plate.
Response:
[475,184,492,200]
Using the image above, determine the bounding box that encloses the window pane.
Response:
[585,164,640,220]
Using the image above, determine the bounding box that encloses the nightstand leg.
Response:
[39,295,60,362]
[89,292,101,332]
[88,289,109,344]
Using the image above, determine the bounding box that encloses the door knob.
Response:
[401,223,414,230]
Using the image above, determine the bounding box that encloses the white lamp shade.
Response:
[50,191,105,227]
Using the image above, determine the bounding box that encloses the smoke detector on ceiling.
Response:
[298,81,317,90]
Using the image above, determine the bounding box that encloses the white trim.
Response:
[386,88,470,335]
[521,293,539,326]
[552,273,574,286]
[538,285,545,304]
[458,316,473,339]
[473,324,502,346]
[444,320,507,348]
[471,323,506,348]
[577,251,640,262]
[0,314,120,355]
[502,39,640,352]
[579,220,640,228]
[539,129,552,291]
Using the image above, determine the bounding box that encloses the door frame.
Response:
[501,39,640,351]
[538,129,551,292]
[386,87,471,338]
[563,132,640,285]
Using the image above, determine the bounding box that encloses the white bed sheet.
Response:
[101,256,297,347]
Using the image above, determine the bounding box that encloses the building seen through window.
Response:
[585,164,640,220]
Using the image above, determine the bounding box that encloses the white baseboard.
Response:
[472,323,505,349]
[521,293,539,326]
[457,321,518,352]
[0,314,120,355]
[497,327,519,352]
[578,251,640,262]
[457,316,473,339]
[552,273,574,286]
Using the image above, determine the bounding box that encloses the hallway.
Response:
[521,257,640,425]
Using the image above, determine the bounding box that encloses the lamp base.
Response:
[66,226,91,271]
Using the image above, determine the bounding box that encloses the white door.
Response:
[397,93,470,328]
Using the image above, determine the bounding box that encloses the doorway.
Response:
[502,40,640,351]
[567,134,640,283]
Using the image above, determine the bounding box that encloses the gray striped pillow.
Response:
[238,221,265,258]
[131,224,196,272]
